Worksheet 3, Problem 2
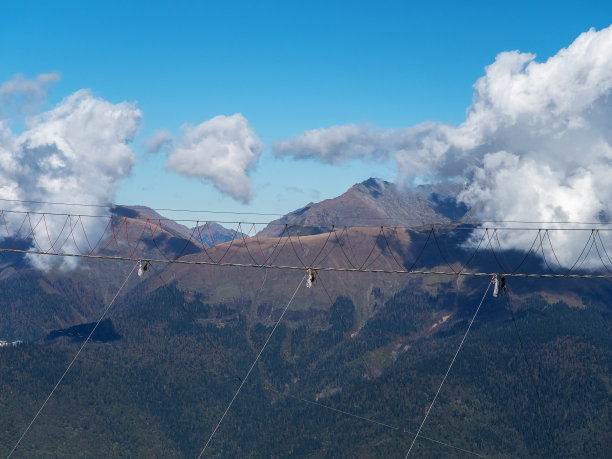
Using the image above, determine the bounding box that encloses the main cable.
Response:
[4,206,612,230]
[197,272,306,457]
[6,261,138,458]
[3,247,612,279]
[4,196,612,226]
[287,273,490,458]
[0,197,285,217]
[405,276,493,457]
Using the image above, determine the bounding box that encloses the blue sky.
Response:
[2,0,612,222]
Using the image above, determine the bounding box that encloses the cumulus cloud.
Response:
[0,72,60,115]
[274,25,612,269]
[0,86,142,270]
[142,129,173,154]
[166,114,264,203]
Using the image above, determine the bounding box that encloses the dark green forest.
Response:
[1,272,611,458]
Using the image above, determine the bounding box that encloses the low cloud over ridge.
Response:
[0,86,142,270]
[274,25,612,268]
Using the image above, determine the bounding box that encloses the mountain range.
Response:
[0,179,610,458]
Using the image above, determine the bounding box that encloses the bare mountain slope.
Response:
[119,205,243,245]
[258,178,466,237]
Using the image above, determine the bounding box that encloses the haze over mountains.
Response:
[0,178,610,457]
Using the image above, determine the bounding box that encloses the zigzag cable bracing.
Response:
[2,208,612,278]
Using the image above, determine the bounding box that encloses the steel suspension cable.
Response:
[197,272,306,457]
[501,287,558,457]
[405,276,494,457]
[7,261,138,458]
[262,386,489,458]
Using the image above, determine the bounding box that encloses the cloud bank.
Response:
[165,114,264,203]
[0,86,142,270]
[274,25,612,269]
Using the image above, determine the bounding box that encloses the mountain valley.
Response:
[0,179,610,458]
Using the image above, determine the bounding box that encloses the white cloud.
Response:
[451,26,612,268]
[166,114,264,203]
[0,72,60,115]
[273,25,612,269]
[0,86,142,270]
[273,123,399,164]
[142,129,173,154]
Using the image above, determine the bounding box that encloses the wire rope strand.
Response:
[453,228,487,274]
[342,225,359,262]
[286,227,308,268]
[316,272,435,434]
[263,386,489,458]
[6,204,612,230]
[5,195,612,227]
[237,222,265,266]
[262,225,291,267]
[4,246,612,278]
[491,229,514,273]
[510,229,542,274]
[544,229,565,272]
[405,277,493,457]
[193,225,222,265]
[402,228,433,272]
[332,227,357,269]
[502,288,558,457]
[357,227,383,270]
[593,230,612,273]
[380,226,408,270]
[484,228,509,273]
[307,227,334,267]
[197,272,306,457]
[596,230,612,266]
[311,225,339,266]
[575,232,598,272]
[432,226,459,273]
[6,261,138,458]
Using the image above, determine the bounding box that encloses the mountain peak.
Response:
[258,178,467,237]
[358,177,390,198]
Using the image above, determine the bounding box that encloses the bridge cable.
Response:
[262,386,489,458]
[405,276,493,457]
[501,285,559,457]
[197,272,306,457]
[6,261,138,458]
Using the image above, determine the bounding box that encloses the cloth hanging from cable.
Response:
[138,260,149,277]
[492,274,499,297]
[306,268,316,288]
